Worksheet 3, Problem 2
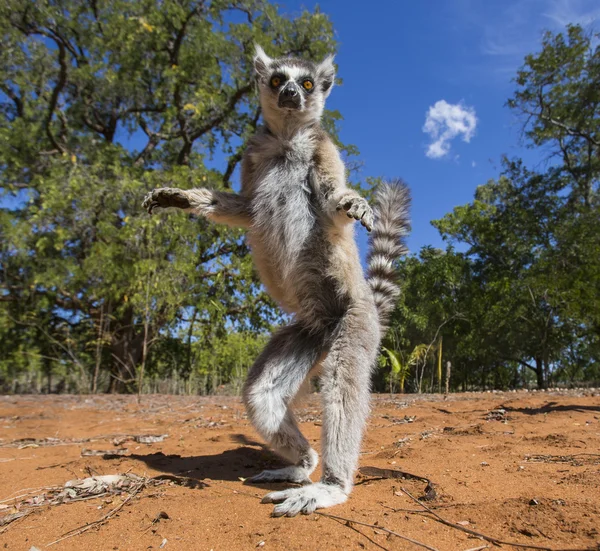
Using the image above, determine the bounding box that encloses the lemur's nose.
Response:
[282,85,298,97]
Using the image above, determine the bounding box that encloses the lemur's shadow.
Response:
[129,434,286,485]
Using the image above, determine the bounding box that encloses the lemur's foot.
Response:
[336,194,374,232]
[142,187,191,214]
[261,482,348,517]
[248,466,312,485]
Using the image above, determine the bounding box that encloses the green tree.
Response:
[508,25,599,207]
[0,0,349,392]
[508,24,600,349]
[389,25,599,391]
[386,246,470,392]
[434,174,576,389]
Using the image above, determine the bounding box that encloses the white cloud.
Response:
[472,160,477,167]
[423,100,478,160]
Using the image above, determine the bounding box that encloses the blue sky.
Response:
[275,0,600,255]
[3,1,598,260]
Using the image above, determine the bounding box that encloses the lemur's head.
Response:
[253,45,335,130]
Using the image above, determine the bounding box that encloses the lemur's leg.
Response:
[262,301,380,516]
[243,323,326,485]
[142,187,252,228]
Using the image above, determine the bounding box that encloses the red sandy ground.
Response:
[0,390,599,551]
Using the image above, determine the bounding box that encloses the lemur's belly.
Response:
[247,163,318,313]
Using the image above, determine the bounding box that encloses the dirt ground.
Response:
[0,390,599,551]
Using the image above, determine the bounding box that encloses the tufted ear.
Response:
[253,44,273,79]
[316,54,336,96]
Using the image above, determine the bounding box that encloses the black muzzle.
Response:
[278,83,301,109]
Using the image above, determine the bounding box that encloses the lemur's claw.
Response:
[143,200,160,214]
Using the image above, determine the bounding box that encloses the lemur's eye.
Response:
[302,79,314,91]
[270,76,281,87]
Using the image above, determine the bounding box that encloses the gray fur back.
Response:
[366,180,411,328]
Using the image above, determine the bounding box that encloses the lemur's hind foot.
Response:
[248,466,312,485]
[261,483,348,517]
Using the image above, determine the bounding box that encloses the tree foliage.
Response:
[0,0,347,392]
[387,25,599,391]
[2,8,598,394]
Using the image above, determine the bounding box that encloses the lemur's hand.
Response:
[336,194,374,232]
[142,187,191,214]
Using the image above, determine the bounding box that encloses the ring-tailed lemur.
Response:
[142,45,410,516]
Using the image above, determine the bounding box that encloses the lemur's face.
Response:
[253,46,335,123]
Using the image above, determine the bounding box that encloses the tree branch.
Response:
[45,41,68,153]
[222,106,261,188]
[502,357,538,372]
[177,83,253,165]
[539,113,599,147]
[0,84,24,118]
[166,5,205,166]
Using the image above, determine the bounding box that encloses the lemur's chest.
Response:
[246,130,320,285]
[249,130,316,183]
[249,130,318,226]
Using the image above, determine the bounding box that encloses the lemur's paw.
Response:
[248,466,312,485]
[142,187,191,214]
[261,483,347,517]
[336,195,374,232]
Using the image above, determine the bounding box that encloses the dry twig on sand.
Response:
[0,511,32,534]
[359,466,437,500]
[46,482,145,546]
[0,433,168,449]
[525,454,600,466]
[315,511,440,551]
[0,472,204,538]
[401,487,598,551]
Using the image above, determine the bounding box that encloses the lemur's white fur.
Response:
[142,45,410,517]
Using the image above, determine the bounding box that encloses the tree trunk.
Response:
[437,337,443,394]
[184,308,198,380]
[108,306,144,393]
[543,357,551,388]
[535,357,546,389]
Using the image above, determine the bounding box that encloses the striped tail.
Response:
[367,179,411,329]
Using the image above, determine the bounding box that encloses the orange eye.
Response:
[303,80,314,91]
[270,76,281,87]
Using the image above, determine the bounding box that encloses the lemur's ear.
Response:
[316,55,336,96]
[253,44,273,79]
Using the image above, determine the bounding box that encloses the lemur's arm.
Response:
[311,134,374,232]
[142,187,252,228]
